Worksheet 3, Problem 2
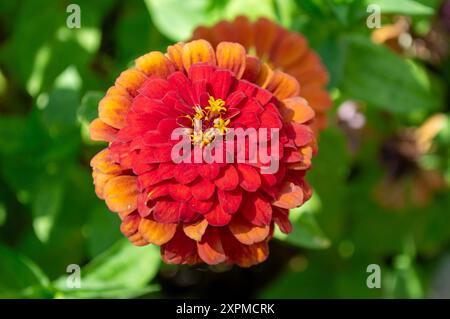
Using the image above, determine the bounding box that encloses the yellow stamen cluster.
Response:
[186,96,231,147]
[205,96,227,116]
[213,117,231,135]
[185,105,205,125]
[191,127,203,144]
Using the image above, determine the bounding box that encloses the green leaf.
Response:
[260,253,383,298]
[54,285,159,299]
[84,205,122,259]
[0,116,27,155]
[223,0,277,21]
[384,255,424,298]
[0,244,51,298]
[31,177,64,243]
[274,0,296,27]
[77,91,103,124]
[145,0,277,41]
[144,0,212,41]
[42,88,80,127]
[54,238,161,298]
[0,202,6,227]
[308,127,350,241]
[78,91,103,144]
[275,197,330,249]
[294,0,327,18]
[117,0,171,65]
[341,35,444,113]
[365,0,434,16]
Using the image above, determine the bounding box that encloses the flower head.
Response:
[90,39,316,267]
[192,16,332,131]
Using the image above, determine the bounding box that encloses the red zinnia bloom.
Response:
[90,39,316,267]
[192,16,332,131]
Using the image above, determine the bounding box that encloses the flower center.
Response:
[205,96,226,117]
[184,96,230,147]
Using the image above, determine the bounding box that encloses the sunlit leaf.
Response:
[365,0,434,16]
[275,196,330,250]
[144,0,212,41]
[31,178,64,243]
[78,91,103,124]
[84,205,122,259]
[384,254,424,298]
[145,0,277,41]
[341,35,444,113]
[54,238,161,298]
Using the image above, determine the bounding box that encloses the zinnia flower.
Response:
[89,39,316,267]
[192,16,331,131]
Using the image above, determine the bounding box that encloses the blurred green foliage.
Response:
[0,0,449,299]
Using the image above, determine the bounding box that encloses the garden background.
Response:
[0,0,449,298]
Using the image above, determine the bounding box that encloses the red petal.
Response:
[221,228,269,267]
[238,98,264,113]
[137,185,170,217]
[139,147,173,164]
[174,163,199,184]
[233,112,260,128]
[103,176,139,213]
[217,188,242,214]
[235,80,257,97]
[211,69,233,100]
[237,164,261,192]
[139,218,177,245]
[142,131,170,147]
[226,91,246,108]
[168,183,192,201]
[228,214,270,245]
[241,192,272,226]
[161,228,197,265]
[189,197,214,214]
[214,165,239,190]
[273,208,292,234]
[120,213,141,237]
[191,178,216,200]
[197,228,227,265]
[272,182,304,209]
[137,78,171,99]
[131,150,157,173]
[89,118,118,142]
[153,200,180,223]
[178,202,199,223]
[183,218,208,241]
[198,163,220,180]
[283,149,302,163]
[259,107,282,130]
[167,71,195,106]
[157,118,179,136]
[204,204,232,226]
[137,162,175,188]
[132,95,176,116]
[188,63,215,82]
[289,124,315,147]
[254,88,273,105]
